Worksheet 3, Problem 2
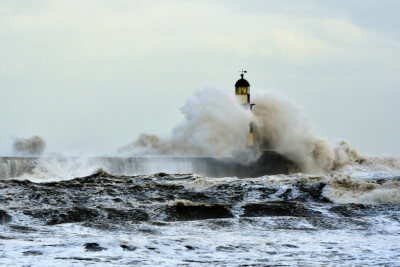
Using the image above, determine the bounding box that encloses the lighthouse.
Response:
[235,70,255,147]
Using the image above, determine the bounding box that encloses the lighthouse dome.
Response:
[235,75,250,87]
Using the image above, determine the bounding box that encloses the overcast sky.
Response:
[1,0,399,156]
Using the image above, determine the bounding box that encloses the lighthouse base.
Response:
[187,151,298,177]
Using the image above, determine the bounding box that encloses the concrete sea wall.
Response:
[0,151,297,179]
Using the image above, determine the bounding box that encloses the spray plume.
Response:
[119,88,254,157]
[13,135,46,156]
[251,92,335,173]
[119,88,363,174]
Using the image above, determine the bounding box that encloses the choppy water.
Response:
[0,158,400,266]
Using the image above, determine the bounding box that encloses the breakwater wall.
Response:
[0,151,297,179]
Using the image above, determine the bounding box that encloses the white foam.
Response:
[324,174,400,204]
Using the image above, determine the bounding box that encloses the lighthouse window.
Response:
[237,87,248,94]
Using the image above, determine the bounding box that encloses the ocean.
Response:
[0,156,399,266]
[2,89,400,266]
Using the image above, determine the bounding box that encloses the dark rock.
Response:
[241,201,322,217]
[84,242,106,251]
[10,225,36,233]
[298,182,330,202]
[23,207,100,225]
[165,203,234,221]
[154,172,169,177]
[0,210,11,224]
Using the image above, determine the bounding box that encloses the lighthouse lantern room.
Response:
[235,70,251,106]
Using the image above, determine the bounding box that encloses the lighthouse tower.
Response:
[235,70,255,147]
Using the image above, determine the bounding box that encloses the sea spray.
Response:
[119,88,255,157]
[13,136,46,156]
[120,88,356,174]
[252,92,334,174]
[332,140,364,168]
